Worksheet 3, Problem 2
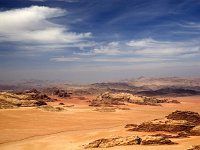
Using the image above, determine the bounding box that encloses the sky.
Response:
[0,0,200,83]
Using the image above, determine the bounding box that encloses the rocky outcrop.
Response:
[166,111,200,125]
[84,135,175,148]
[44,87,71,98]
[89,92,179,107]
[0,99,16,109]
[140,135,174,145]
[84,136,141,148]
[15,89,54,102]
[130,118,195,133]
[127,111,200,136]
[89,92,127,107]
[0,91,48,108]
[187,145,200,150]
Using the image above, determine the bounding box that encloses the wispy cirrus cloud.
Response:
[179,22,200,29]
[126,38,200,56]
[51,37,200,64]
[93,42,121,55]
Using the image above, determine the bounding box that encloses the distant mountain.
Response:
[1,77,200,96]
[126,77,200,90]
[137,88,200,96]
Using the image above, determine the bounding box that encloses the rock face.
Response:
[84,135,174,148]
[89,92,127,107]
[127,110,200,135]
[166,111,200,125]
[89,92,179,107]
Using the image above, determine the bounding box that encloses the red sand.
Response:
[0,96,200,150]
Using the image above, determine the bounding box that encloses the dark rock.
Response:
[166,110,200,125]
[127,110,200,135]
[125,124,138,128]
[34,101,47,106]
[130,118,195,133]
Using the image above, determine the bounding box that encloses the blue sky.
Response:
[0,0,200,83]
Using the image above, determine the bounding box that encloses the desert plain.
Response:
[0,94,200,150]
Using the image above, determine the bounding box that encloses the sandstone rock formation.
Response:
[166,110,200,125]
[140,135,174,145]
[89,92,179,107]
[84,135,174,148]
[0,91,49,108]
[127,110,200,135]
[44,87,71,98]
[84,136,141,148]
[130,118,194,133]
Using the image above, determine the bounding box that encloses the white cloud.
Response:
[57,38,200,64]
[126,38,200,56]
[50,56,81,62]
[0,6,91,44]
[127,38,156,47]
[50,55,175,63]
[179,22,200,29]
[93,41,121,55]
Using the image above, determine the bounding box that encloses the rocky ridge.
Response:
[0,90,53,109]
[89,92,179,107]
[84,135,175,148]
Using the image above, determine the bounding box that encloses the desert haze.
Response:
[0,77,200,150]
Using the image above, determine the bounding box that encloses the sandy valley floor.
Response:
[0,96,200,150]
